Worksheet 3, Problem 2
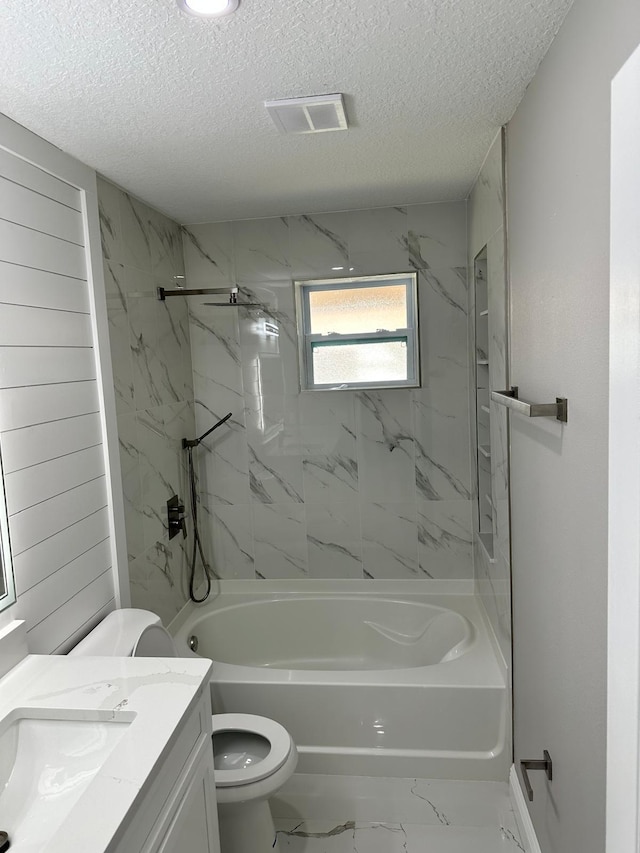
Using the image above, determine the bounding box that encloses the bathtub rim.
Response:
[168,583,506,688]
[180,578,509,677]
[176,594,475,673]
[168,578,476,640]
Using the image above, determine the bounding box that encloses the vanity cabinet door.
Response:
[155,747,220,853]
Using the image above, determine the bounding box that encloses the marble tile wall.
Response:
[467,131,512,664]
[97,178,196,624]
[183,202,474,581]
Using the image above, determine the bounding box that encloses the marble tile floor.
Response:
[272,775,525,852]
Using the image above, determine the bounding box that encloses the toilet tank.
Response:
[68,609,165,656]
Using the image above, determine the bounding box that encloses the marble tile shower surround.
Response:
[183,202,475,581]
[467,132,511,664]
[97,178,196,624]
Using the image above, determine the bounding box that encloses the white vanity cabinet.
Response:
[0,643,219,853]
[113,686,220,853]
[153,747,217,853]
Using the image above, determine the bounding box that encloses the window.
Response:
[295,273,420,391]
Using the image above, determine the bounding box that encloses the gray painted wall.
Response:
[507,0,640,850]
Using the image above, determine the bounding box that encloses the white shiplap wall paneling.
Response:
[13,507,111,597]
[0,219,86,278]
[0,262,89,312]
[50,599,115,656]
[0,304,92,347]
[0,175,84,245]
[17,538,112,629]
[2,413,103,473]
[0,381,99,432]
[0,119,124,650]
[9,477,108,559]
[0,146,81,211]
[5,445,106,515]
[0,347,96,388]
[28,576,115,655]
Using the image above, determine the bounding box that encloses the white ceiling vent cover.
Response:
[265,94,348,135]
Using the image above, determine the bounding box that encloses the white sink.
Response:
[0,709,133,852]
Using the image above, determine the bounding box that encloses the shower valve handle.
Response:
[167,495,187,540]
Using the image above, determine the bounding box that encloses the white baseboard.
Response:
[509,765,542,853]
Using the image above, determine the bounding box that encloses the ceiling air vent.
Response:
[264,94,348,135]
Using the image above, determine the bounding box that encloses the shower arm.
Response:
[157,286,239,301]
[157,285,263,308]
[182,412,233,449]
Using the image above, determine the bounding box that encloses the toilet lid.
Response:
[211,713,292,787]
[132,624,178,657]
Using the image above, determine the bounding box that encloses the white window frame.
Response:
[0,446,15,613]
[295,272,420,391]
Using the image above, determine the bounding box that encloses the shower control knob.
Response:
[167,494,187,540]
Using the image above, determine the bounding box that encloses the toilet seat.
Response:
[211,713,292,787]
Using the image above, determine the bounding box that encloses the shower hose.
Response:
[186,445,212,603]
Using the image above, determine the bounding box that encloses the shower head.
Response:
[157,284,266,310]
[183,412,233,449]
[202,302,264,308]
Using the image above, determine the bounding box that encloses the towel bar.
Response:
[520,750,553,802]
[491,386,568,423]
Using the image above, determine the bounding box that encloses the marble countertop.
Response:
[0,652,213,852]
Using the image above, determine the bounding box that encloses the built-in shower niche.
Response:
[474,247,494,561]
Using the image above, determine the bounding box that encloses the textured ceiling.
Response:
[0,0,574,223]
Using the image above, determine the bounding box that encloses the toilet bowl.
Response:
[70,609,297,853]
[212,713,297,853]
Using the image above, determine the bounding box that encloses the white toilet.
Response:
[70,608,297,853]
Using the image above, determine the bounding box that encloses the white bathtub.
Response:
[170,583,508,781]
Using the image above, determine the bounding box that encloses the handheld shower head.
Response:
[182,412,232,449]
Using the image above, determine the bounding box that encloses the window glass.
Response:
[308,284,408,335]
[312,339,408,385]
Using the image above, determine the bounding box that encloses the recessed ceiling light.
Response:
[177,0,239,17]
